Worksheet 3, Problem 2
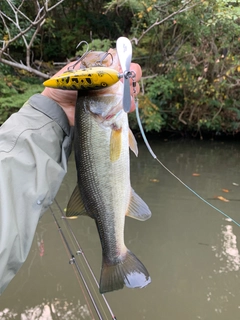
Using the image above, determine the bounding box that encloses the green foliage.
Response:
[76,39,113,56]
[1,0,240,136]
[0,73,43,124]
[140,54,240,134]
[125,0,240,135]
[38,0,134,61]
[0,1,42,61]
[139,95,165,132]
[0,63,13,76]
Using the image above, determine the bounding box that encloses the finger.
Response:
[130,63,142,82]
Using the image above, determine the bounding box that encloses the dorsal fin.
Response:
[126,188,151,221]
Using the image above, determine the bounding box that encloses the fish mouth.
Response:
[81,89,123,124]
[103,110,123,121]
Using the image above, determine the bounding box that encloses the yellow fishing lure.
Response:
[43,67,121,90]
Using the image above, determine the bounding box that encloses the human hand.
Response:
[41,62,78,126]
[41,55,142,126]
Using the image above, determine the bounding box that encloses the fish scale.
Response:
[75,93,129,256]
[66,49,151,293]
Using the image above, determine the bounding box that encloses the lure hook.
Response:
[76,40,89,50]
[68,40,92,71]
[94,52,114,67]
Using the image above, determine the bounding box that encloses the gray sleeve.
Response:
[0,93,74,294]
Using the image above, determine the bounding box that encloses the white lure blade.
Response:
[116,37,133,113]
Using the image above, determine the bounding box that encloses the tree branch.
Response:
[0,56,49,78]
[133,0,200,45]
[0,0,64,77]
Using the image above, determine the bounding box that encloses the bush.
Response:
[0,72,43,124]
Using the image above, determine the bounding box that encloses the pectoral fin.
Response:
[129,129,138,157]
[126,188,152,221]
[110,128,122,162]
[66,185,93,218]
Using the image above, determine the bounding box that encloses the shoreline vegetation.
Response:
[1,0,240,137]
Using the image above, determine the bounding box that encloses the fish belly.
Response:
[75,98,130,261]
[73,95,151,293]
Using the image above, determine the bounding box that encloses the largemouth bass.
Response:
[66,50,151,293]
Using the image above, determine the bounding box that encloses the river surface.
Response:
[1,138,240,320]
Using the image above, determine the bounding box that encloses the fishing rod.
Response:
[54,199,117,320]
[43,35,240,272]
[50,205,117,320]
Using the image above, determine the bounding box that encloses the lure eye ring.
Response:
[123,70,136,80]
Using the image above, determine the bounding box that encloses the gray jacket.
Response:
[0,94,74,294]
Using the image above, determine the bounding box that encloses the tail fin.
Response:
[99,250,151,294]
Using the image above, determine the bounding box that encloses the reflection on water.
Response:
[1,138,240,319]
[212,224,240,273]
[0,299,90,320]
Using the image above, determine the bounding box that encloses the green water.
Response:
[1,139,240,319]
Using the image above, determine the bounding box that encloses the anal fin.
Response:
[126,188,152,221]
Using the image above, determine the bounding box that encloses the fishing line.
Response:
[49,206,105,320]
[134,99,240,228]
[54,199,117,320]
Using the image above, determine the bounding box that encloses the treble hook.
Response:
[68,40,92,71]
[93,52,114,67]
[76,40,89,51]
